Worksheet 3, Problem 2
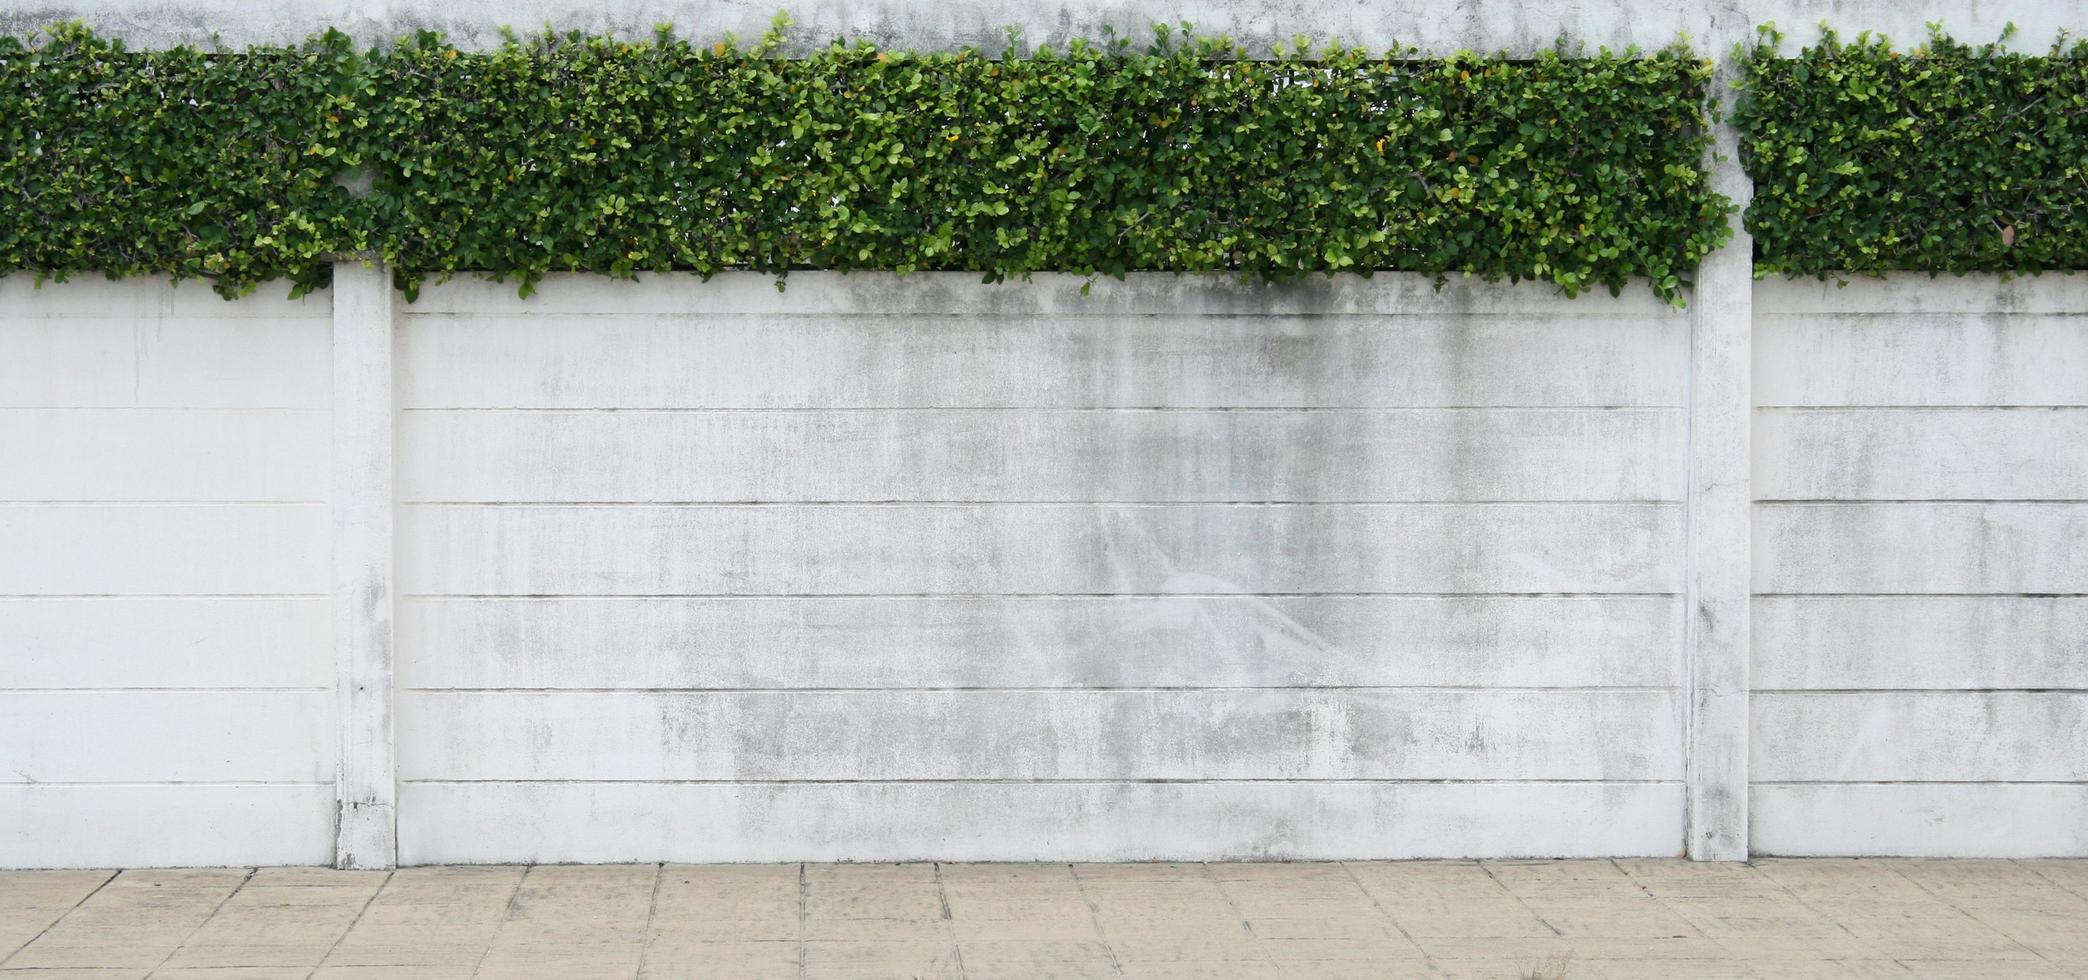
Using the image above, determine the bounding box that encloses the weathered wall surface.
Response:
[389,273,1692,862]
[3,269,2085,865]
[0,279,337,867]
[1751,276,2088,857]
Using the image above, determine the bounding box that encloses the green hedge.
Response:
[2,22,1733,301]
[0,29,367,297]
[1737,27,2088,277]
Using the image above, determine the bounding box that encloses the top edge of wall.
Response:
[0,274,330,317]
[396,270,1688,317]
[13,270,2086,317]
[1755,272,2088,316]
[1,0,2078,54]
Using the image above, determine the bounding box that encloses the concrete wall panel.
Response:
[0,504,329,596]
[1753,784,2088,858]
[397,689,1682,783]
[1755,314,2088,408]
[7,264,2084,863]
[400,408,1685,504]
[392,271,1691,861]
[400,502,1684,598]
[1,691,333,784]
[0,785,336,869]
[0,410,328,501]
[401,313,1688,410]
[1754,692,2088,783]
[398,781,1687,864]
[1755,502,2088,595]
[1756,409,2088,501]
[1751,277,2088,857]
[0,281,336,868]
[397,595,1683,690]
[0,597,330,689]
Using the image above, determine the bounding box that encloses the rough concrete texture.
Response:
[330,261,399,871]
[1752,276,2088,858]
[1,0,2082,53]
[3,860,2087,978]
[8,268,2088,866]
[0,277,338,870]
[0,271,1700,869]
[387,273,1692,865]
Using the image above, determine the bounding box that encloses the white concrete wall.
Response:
[1751,275,2088,857]
[388,272,1693,862]
[6,269,2085,864]
[0,278,337,868]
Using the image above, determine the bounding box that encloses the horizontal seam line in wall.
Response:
[1753,780,2088,787]
[0,687,331,694]
[1753,688,2088,695]
[1756,499,2088,505]
[400,500,1686,508]
[3,781,333,788]
[0,406,327,413]
[1754,593,2088,598]
[0,594,330,599]
[397,686,1683,695]
[401,592,1684,600]
[397,406,1684,413]
[400,500,1689,507]
[1755,405,2088,411]
[1,500,329,506]
[0,501,324,508]
[1755,594,2086,600]
[0,315,328,321]
[1756,311,2088,318]
[397,778,1687,786]
[405,312,1656,321]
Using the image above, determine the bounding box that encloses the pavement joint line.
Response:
[1066,862,1126,980]
[1746,860,1897,962]
[1478,859,1566,938]
[146,866,256,977]
[469,863,530,980]
[930,861,967,980]
[1614,858,1757,954]
[303,867,392,979]
[1883,859,2055,966]
[0,867,117,968]
[632,861,664,980]
[1608,856,1717,940]
[1338,858,1432,966]
[1201,860,1258,942]
[2017,857,2088,904]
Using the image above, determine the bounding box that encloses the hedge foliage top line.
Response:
[1734,23,2088,278]
[1,20,1734,302]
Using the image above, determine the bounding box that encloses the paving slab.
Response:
[2,860,2085,979]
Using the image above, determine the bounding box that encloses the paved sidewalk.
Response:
[1,860,2084,979]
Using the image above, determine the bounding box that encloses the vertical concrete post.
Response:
[332,260,398,869]
[1685,5,1753,861]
